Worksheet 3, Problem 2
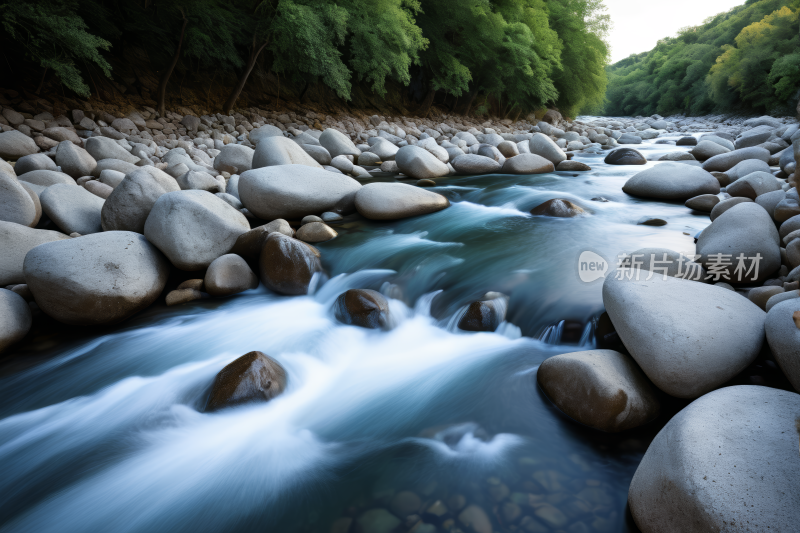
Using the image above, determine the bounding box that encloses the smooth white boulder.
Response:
[251,136,322,169]
[395,145,449,179]
[765,299,800,391]
[354,182,449,220]
[0,173,38,227]
[0,289,31,353]
[101,169,180,233]
[0,221,69,286]
[622,163,719,200]
[319,128,360,158]
[40,183,104,235]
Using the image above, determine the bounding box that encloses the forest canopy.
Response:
[0,0,611,117]
[604,0,800,117]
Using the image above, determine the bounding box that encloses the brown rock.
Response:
[556,160,591,171]
[205,351,286,411]
[333,289,390,329]
[177,279,204,291]
[295,221,337,243]
[259,232,323,295]
[531,198,585,217]
[204,254,258,296]
[457,293,508,332]
[794,311,800,330]
[165,288,205,306]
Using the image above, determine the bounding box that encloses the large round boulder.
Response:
[500,153,554,174]
[603,274,766,398]
[395,145,450,179]
[15,153,58,175]
[0,289,32,353]
[55,140,96,179]
[0,221,69,286]
[251,136,323,169]
[451,154,501,175]
[205,351,287,411]
[258,233,323,295]
[18,169,75,187]
[144,190,250,271]
[214,144,254,173]
[765,299,800,391]
[239,165,361,220]
[604,148,646,165]
[248,125,284,146]
[690,140,729,161]
[369,139,399,161]
[0,130,39,160]
[84,137,139,163]
[101,169,181,233]
[319,128,360,159]
[537,349,660,432]
[40,183,104,235]
[0,173,38,227]
[333,289,390,329]
[528,133,567,165]
[629,385,800,532]
[23,231,170,325]
[696,202,781,283]
[622,162,720,200]
[354,182,449,220]
[701,146,770,172]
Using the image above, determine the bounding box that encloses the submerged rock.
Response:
[205,351,287,411]
[531,198,585,217]
[537,349,660,432]
[333,289,390,329]
[457,292,509,332]
[259,233,323,295]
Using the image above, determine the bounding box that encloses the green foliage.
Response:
[0,0,112,97]
[605,0,800,117]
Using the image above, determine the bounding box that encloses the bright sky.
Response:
[604,0,746,63]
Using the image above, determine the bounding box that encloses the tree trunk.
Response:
[157,11,188,117]
[457,87,479,115]
[35,67,49,95]
[416,88,436,118]
[223,36,269,114]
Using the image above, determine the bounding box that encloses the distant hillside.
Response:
[604,0,800,117]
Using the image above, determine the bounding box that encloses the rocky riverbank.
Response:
[1,94,800,533]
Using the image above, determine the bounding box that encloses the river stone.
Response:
[628,385,800,532]
[23,231,169,325]
[604,148,646,165]
[369,139,399,162]
[458,505,493,533]
[603,274,766,398]
[685,194,719,212]
[0,222,69,286]
[0,289,31,353]
[258,233,323,295]
[295,221,337,243]
[333,289,390,329]
[735,125,774,149]
[177,170,220,193]
[537,349,660,432]
[501,153,554,174]
[15,153,58,175]
[709,196,753,222]
[451,154,501,175]
[55,140,96,179]
[248,125,284,145]
[252,136,323,169]
[697,202,781,283]
[700,134,735,151]
[556,160,591,171]
[781,214,800,240]
[690,140,729,161]
[18,169,76,188]
[100,169,180,233]
[0,173,38,227]
[755,189,786,219]
[528,133,566,165]
[330,155,354,174]
[765,299,800,391]
[0,130,39,160]
[625,247,706,281]
[84,137,138,163]
[203,254,258,297]
[239,165,361,220]
[749,286,785,311]
[92,158,140,178]
[766,290,800,312]
[389,491,422,518]
[215,192,242,210]
[205,351,287,411]
[356,509,401,533]
[457,293,509,332]
[214,144,254,173]
[84,180,113,199]
[395,145,450,179]
[354,182,449,220]
[701,146,770,172]
[676,136,697,146]
[617,133,643,145]
[622,162,719,200]
[531,198,585,217]
[40,183,104,235]
[477,144,505,165]
[725,159,771,183]
[775,195,800,223]
[144,190,249,271]
[302,144,333,166]
[319,128,360,159]
[496,141,520,158]
[726,171,780,199]
[658,151,697,162]
[229,219,294,260]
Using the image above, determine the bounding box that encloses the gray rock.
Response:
[330,155,354,174]
[748,285,785,311]
[369,139,399,161]
[444,145,466,162]
[84,180,113,199]
[617,133,643,144]
[239,165,361,220]
[295,221,337,243]
[229,219,294,260]
[766,290,800,312]
[181,115,200,132]
[604,148,646,165]
[203,254,258,297]
[177,170,221,193]
[726,171,780,199]
[102,169,181,233]
[496,140,519,158]
[624,247,706,281]
[676,136,697,146]
[225,174,240,200]
[215,192,242,210]
[15,153,57,175]
[451,154,501,175]
[623,162,720,200]
[0,173,38,227]
[603,274,765,398]
[144,190,249,270]
[248,125,284,145]
[709,196,753,221]
[320,212,343,222]
[697,202,781,283]
[0,221,69,286]
[501,153,554,174]
[734,125,774,149]
[55,140,96,179]
[24,231,169,325]
[658,151,696,162]
[395,145,450,179]
[0,130,39,160]
[319,128,360,158]
[99,169,127,189]
[628,385,800,532]
[303,144,333,166]
[333,289,390,329]
[755,189,786,219]
[259,233,323,295]
[18,169,76,188]
[685,194,719,212]
[213,144,254,173]
[354,182,449,220]
[722,158,771,182]
[701,146,771,172]
[556,160,591,171]
[357,151,381,166]
[91,158,139,178]
[531,198,585,217]
[765,299,800,390]
[690,140,729,160]
[537,349,660,432]
[0,289,31,353]
[416,137,449,162]
[380,161,399,173]
[528,133,567,165]
[84,137,138,163]
[477,144,505,165]
[40,183,104,235]
[252,136,323,169]
[700,134,735,151]
[457,292,508,332]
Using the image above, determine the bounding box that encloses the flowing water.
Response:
[1,133,713,533]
